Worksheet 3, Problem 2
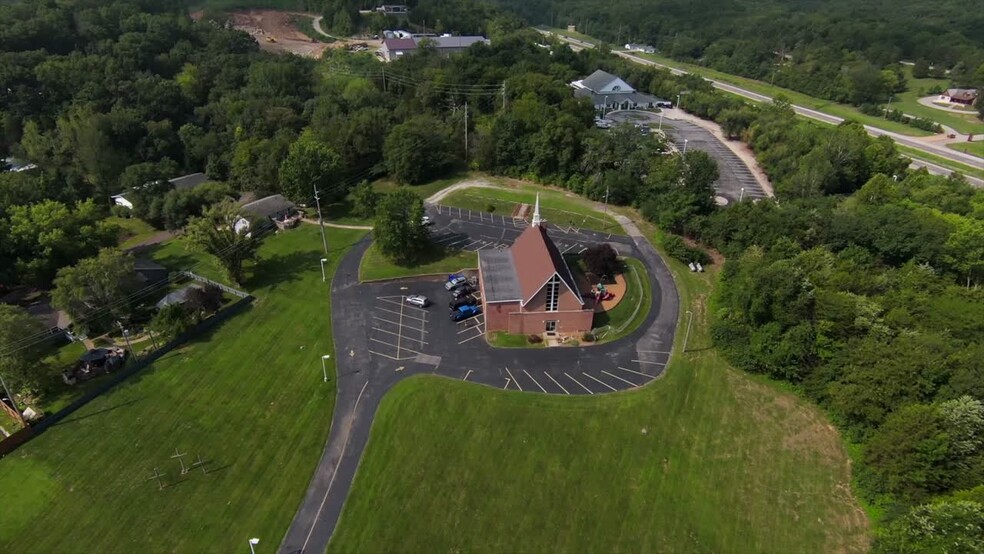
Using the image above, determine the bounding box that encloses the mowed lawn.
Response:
[440,185,621,233]
[0,226,367,552]
[330,244,870,553]
[359,242,477,282]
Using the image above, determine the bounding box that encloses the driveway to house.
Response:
[278,184,680,553]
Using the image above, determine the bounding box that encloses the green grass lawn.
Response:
[893,66,984,136]
[439,184,620,233]
[0,225,367,552]
[947,141,984,158]
[486,331,545,348]
[359,242,477,282]
[107,216,160,249]
[896,145,984,180]
[141,236,227,283]
[329,233,870,553]
[591,257,651,342]
[320,171,473,227]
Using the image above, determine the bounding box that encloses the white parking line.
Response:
[367,349,415,361]
[632,359,666,365]
[564,372,593,394]
[504,367,523,391]
[476,242,493,250]
[371,326,427,344]
[463,369,472,381]
[458,330,485,344]
[372,315,427,333]
[602,370,637,387]
[376,298,428,316]
[503,378,511,389]
[376,306,427,322]
[577,247,587,254]
[523,370,547,393]
[462,239,480,249]
[583,372,617,391]
[544,372,570,394]
[617,366,652,378]
[637,350,672,354]
[447,238,469,248]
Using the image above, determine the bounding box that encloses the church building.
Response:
[477,196,595,335]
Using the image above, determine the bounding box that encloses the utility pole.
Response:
[313,185,328,256]
[501,82,507,110]
[464,102,469,160]
[603,186,610,214]
[683,310,694,352]
[118,321,137,361]
[0,372,24,426]
[382,65,387,92]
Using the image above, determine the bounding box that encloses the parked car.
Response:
[450,304,482,322]
[451,285,474,298]
[405,294,429,308]
[421,215,434,226]
[445,275,468,290]
[449,296,477,310]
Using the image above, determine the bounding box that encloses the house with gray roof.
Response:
[378,34,490,62]
[112,172,210,210]
[234,194,298,234]
[571,69,668,112]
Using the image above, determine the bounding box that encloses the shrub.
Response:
[662,234,711,265]
[582,243,621,279]
[110,205,132,218]
[487,204,496,213]
[527,334,543,344]
[581,331,595,342]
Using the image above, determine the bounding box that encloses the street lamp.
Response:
[739,187,745,202]
[676,93,681,109]
[248,538,260,554]
[321,354,331,383]
[683,138,688,154]
[658,111,664,131]
[319,258,328,282]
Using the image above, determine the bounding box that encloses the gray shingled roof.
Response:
[169,173,208,191]
[580,69,620,93]
[156,285,202,310]
[421,36,489,49]
[478,249,522,302]
[240,194,295,218]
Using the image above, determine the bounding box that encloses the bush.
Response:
[582,243,621,279]
[527,334,543,344]
[487,204,496,213]
[110,205,132,218]
[662,234,711,265]
[859,103,882,116]
[910,117,943,133]
[581,331,595,342]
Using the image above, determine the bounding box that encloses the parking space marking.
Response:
[503,378,511,390]
[376,306,427,323]
[583,372,617,391]
[504,367,523,391]
[578,247,588,254]
[463,369,473,381]
[523,370,547,393]
[561,244,577,254]
[367,349,413,361]
[637,350,672,354]
[368,336,421,353]
[633,359,666,365]
[371,325,427,344]
[602,370,638,387]
[372,316,427,333]
[544,372,570,394]
[564,372,593,394]
[458,330,485,344]
[617,366,652,378]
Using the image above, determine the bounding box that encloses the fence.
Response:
[179,271,250,299]
[0,294,254,458]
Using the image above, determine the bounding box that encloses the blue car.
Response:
[450,303,482,322]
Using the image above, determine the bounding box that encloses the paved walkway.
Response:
[278,182,680,553]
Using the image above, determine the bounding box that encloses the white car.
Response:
[405,295,429,308]
[420,216,434,226]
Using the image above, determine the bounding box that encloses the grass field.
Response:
[947,141,984,158]
[893,66,984,136]
[592,257,650,342]
[107,216,160,249]
[320,172,472,227]
[329,228,870,552]
[896,145,984,180]
[0,225,367,552]
[359,242,477,282]
[439,185,620,233]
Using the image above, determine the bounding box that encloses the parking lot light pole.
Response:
[658,111,664,131]
[739,187,745,202]
[248,537,260,554]
[683,310,694,352]
[683,138,689,155]
[321,354,330,383]
[320,258,328,282]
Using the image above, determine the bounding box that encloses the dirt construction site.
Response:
[190,10,382,58]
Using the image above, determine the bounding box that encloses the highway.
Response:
[541,31,984,186]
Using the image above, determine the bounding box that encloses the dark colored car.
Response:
[450,285,474,298]
[450,304,482,322]
[449,296,477,310]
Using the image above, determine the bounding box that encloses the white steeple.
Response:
[531,193,542,226]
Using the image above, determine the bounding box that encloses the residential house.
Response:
[134,259,169,286]
[234,194,298,234]
[624,43,656,54]
[571,69,668,111]
[939,88,978,106]
[155,285,203,310]
[376,4,409,14]
[477,196,594,335]
[112,172,209,210]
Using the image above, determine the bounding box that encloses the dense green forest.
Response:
[489,0,984,106]
[1,0,983,550]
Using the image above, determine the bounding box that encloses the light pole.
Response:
[676,93,681,110]
[739,187,745,202]
[603,95,609,117]
[683,310,694,352]
[658,111,664,131]
[248,537,260,554]
[682,138,688,154]
[320,258,328,282]
[321,354,330,383]
[886,94,893,113]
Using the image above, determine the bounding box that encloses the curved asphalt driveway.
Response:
[279,200,679,553]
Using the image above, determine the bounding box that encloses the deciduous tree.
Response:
[373,189,428,265]
[185,200,260,285]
